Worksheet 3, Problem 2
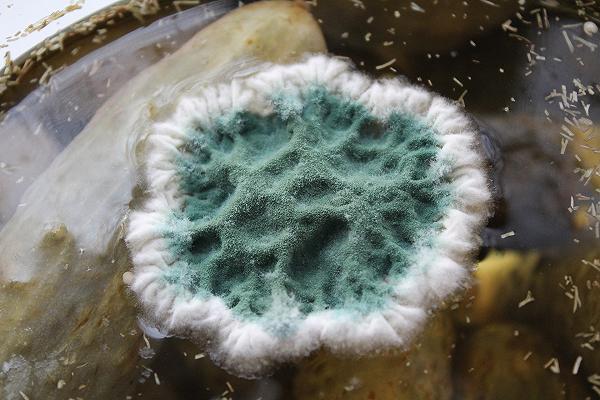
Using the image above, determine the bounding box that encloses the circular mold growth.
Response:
[126,54,491,376]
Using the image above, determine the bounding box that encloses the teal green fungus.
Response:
[161,85,452,320]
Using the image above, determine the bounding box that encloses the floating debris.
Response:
[572,356,582,375]
[544,358,560,374]
[583,21,598,36]
[500,231,515,239]
[375,58,396,70]
[518,290,535,308]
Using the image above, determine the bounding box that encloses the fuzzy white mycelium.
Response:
[125,54,491,376]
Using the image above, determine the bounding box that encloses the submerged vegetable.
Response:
[0,1,325,398]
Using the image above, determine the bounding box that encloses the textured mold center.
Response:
[162,86,451,320]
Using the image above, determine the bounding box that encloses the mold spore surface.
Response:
[162,86,451,322]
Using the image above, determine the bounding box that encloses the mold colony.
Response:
[126,55,490,375]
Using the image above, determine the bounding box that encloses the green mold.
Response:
[161,86,452,321]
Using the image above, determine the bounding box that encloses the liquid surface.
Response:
[0,1,599,399]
